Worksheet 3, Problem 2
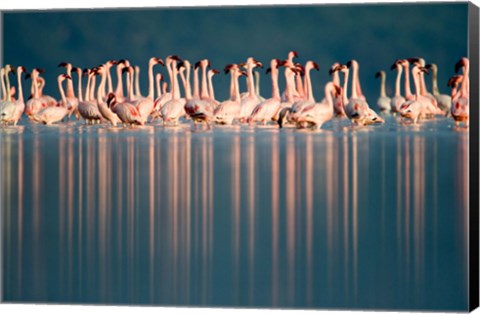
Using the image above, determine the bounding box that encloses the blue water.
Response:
[1,116,469,311]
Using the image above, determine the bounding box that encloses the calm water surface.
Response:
[1,117,469,311]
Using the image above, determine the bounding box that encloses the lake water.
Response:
[1,116,469,311]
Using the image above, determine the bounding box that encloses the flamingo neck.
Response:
[271,67,280,100]
[380,73,387,97]
[285,71,295,103]
[296,73,305,99]
[89,75,96,102]
[324,82,335,109]
[107,66,113,94]
[135,67,141,99]
[171,62,180,100]
[255,71,261,97]
[147,61,155,100]
[419,71,428,96]
[183,67,193,100]
[15,70,23,104]
[332,71,340,86]
[65,67,75,98]
[77,70,83,102]
[403,63,413,98]
[193,67,199,99]
[0,70,5,101]
[127,71,135,102]
[247,63,255,97]
[5,69,11,100]
[353,63,363,97]
[208,74,215,100]
[233,73,241,102]
[342,70,349,104]
[85,74,91,101]
[115,65,124,97]
[394,66,402,97]
[432,68,440,95]
[166,61,173,94]
[306,68,314,102]
[412,68,421,99]
[351,65,359,99]
[460,62,469,98]
[200,63,209,99]
[97,71,107,103]
[58,78,67,104]
[229,70,235,101]
[155,75,162,98]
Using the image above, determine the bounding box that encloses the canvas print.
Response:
[0,2,478,312]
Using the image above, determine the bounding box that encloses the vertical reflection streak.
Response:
[286,135,295,304]
[58,135,65,295]
[67,135,75,297]
[305,135,313,305]
[232,134,241,303]
[352,134,358,301]
[343,134,349,297]
[247,136,255,303]
[17,134,24,297]
[149,135,155,302]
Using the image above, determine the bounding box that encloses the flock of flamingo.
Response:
[0,51,470,130]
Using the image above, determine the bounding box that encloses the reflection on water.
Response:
[1,120,469,310]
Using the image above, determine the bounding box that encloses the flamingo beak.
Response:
[212,69,220,75]
[58,62,68,67]
[312,62,320,71]
[266,67,271,74]
[455,59,464,73]
[375,72,381,78]
[156,58,165,66]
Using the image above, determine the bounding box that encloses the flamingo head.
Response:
[311,61,320,71]
[374,71,383,79]
[210,69,220,75]
[106,93,117,108]
[224,64,236,74]
[155,57,165,66]
[294,63,305,76]
[447,75,462,88]
[288,51,299,61]
[455,57,468,73]
[407,57,422,66]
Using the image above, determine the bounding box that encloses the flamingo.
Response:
[153,56,175,116]
[207,68,220,107]
[239,57,263,121]
[288,61,319,122]
[343,60,374,125]
[450,57,469,127]
[95,65,121,126]
[248,59,285,124]
[111,66,143,126]
[182,61,214,129]
[399,65,430,124]
[408,58,442,116]
[25,68,49,117]
[375,71,391,112]
[133,57,164,124]
[134,65,142,99]
[0,65,27,126]
[161,56,186,126]
[29,74,69,125]
[296,82,340,129]
[214,64,244,125]
[447,75,463,100]
[77,68,103,124]
[198,59,218,110]
[0,65,17,125]
[328,62,347,117]
[390,60,406,114]
[35,73,57,108]
[281,51,300,102]
[58,62,79,119]
[425,63,452,115]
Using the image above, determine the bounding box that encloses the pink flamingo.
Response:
[450,57,469,127]
[110,66,143,126]
[161,56,186,126]
[58,62,79,119]
[248,59,285,124]
[296,82,340,129]
[95,64,121,126]
[0,65,27,125]
[375,71,391,112]
[133,57,164,124]
[390,60,406,114]
[214,64,244,125]
[238,57,263,121]
[30,74,70,125]
[77,68,103,124]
